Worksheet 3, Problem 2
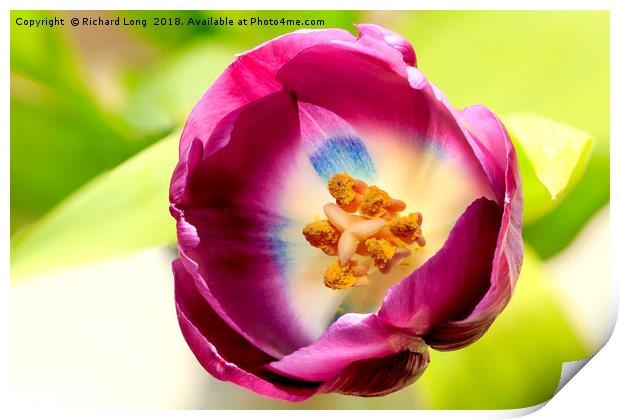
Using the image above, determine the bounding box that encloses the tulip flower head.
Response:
[169,24,523,401]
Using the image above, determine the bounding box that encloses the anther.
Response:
[364,238,396,271]
[389,212,425,246]
[324,260,369,289]
[360,186,392,217]
[327,173,365,212]
[302,220,340,255]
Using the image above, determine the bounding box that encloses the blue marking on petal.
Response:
[269,219,292,271]
[424,139,450,161]
[270,218,313,276]
[309,136,377,182]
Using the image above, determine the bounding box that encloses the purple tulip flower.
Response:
[169,24,524,401]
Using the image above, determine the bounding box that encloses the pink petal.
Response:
[356,23,417,66]
[173,259,319,402]
[461,105,509,192]
[276,40,494,197]
[276,41,427,135]
[442,104,512,203]
[378,197,503,336]
[426,119,524,350]
[169,137,204,209]
[320,349,429,397]
[267,313,425,382]
[174,91,318,358]
[179,29,355,158]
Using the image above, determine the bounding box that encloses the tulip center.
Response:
[302,173,425,289]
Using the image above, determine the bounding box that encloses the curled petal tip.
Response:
[355,23,417,67]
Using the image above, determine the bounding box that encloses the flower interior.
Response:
[303,173,426,289]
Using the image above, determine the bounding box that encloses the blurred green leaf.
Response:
[523,143,609,259]
[11,11,160,235]
[11,133,179,281]
[10,83,153,234]
[122,40,236,135]
[504,114,593,224]
[10,11,79,91]
[412,248,589,409]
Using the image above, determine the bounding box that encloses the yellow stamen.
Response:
[327,173,357,207]
[360,186,391,217]
[305,172,425,289]
[389,212,425,245]
[324,260,368,289]
[364,238,396,271]
[302,220,340,255]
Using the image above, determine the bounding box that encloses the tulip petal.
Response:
[320,349,429,397]
[173,259,320,402]
[179,28,355,157]
[426,124,524,350]
[378,197,503,336]
[355,23,417,66]
[267,313,423,382]
[169,136,203,207]
[277,41,426,135]
[299,101,377,182]
[175,91,320,358]
[442,104,510,203]
[276,38,492,195]
[461,106,509,192]
[175,91,380,358]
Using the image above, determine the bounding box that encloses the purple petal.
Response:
[175,94,385,361]
[320,349,429,397]
[426,126,524,350]
[378,197,503,336]
[276,41,426,136]
[173,259,320,402]
[356,23,417,66]
[179,28,355,158]
[461,105,509,173]
[174,91,320,358]
[460,106,510,199]
[169,137,203,208]
[267,313,424,382]
[276,40,494,198]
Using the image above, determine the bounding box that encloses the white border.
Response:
[2,1,618,419]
